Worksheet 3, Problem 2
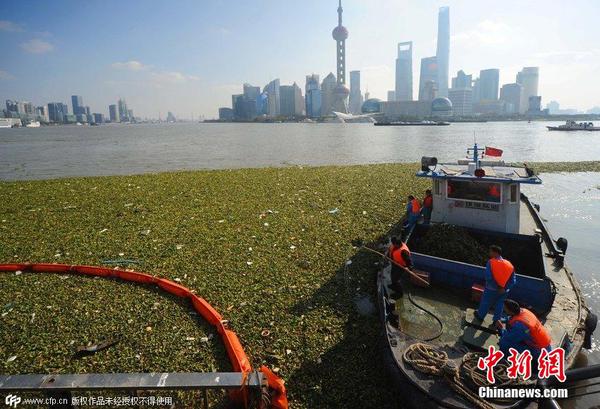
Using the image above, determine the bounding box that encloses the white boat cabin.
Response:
[416,145,542,234]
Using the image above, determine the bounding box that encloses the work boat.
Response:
[377,144,597,409]
[547,120,600,131]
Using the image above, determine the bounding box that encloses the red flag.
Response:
[485,146,503,157]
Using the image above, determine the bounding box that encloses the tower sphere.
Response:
[332,26,349,41]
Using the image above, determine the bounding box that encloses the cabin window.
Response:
[447,180,502,203]
[433,180,441,195]
[510,184,518,203]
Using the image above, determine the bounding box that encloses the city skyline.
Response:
[1,0,600,118]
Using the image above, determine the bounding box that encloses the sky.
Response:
[1,0,599,119]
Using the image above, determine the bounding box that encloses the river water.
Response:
[1,121,600,181]
[1,121,599,406]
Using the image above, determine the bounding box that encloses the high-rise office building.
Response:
[93,113,104,124]
[419,56,438,101]
[516,67,539,114]
[528,96,542,113]
[109,104,118,122]
[280,83,304,117]
[48,102,68,123]
[263,79,281,117]
[118,99,129,122]
[321,73,337,116]
[349,70,363,114]
[499,83,522,114]
[479,69,500,101]
[436,6,450,97]
[305,74,322,118]
[395,41,413,101]
[331,0,350,113]
[448,88,473,116]
[71,95,83,115]
[451,70,472,89]
[35,105,49,122]
[243,83,261,114]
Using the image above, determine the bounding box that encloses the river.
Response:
[1,121,599,181]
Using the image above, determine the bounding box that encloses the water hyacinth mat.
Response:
[0,161,596,408]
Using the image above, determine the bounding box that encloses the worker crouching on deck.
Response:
[475,245,516,327]
[389,236,413,297]
[405,195,421,229]
[421,189,433,225]
[499,299,552,362]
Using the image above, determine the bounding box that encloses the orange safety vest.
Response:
[490,258,514,288]
[392,242,410,268]
[423,195,433,208]
[489,184,501,198]
[410,198,421,215]
[508,308,552,349]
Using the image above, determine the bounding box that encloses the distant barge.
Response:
[547,120,600,131]
[374,121,450,127]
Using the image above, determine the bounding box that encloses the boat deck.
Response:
[387,197,585,358]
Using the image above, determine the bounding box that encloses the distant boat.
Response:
[0,118,12,128]
[374,120,450,127]
[26,121,41,128]
[547,120,600,131]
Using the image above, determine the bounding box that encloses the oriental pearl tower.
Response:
[331,0,350,114]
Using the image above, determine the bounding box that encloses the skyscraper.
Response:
[321,72,337,116]
[71,95,83,116]
[243,83,261,114]
[436,7,450,98]
[451,70,472,89]
[48,102,68,123]
[479,69,500,101]
[516,67,539,114]
[109,104,118,122]
[331,0,349,113]
[418,56,438,101]
[387,91,396,102]
[499,83,522,114]
[263,79,281,117]
[305,74,322,118]
[349,70,363,114]
[118,99,129,122]
[395,41,413,101]
[280,83,304,118]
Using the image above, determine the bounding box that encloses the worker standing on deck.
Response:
[475,245,516,326]
[499,299,552,362]
[405,195,421,229]
[389,237,413,297]
[421,189,433,225]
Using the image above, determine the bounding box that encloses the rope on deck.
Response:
[403,343,531,409]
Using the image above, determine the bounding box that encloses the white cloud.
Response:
[111,60,148,71]
[0,20,24,32]
[452,20,516,47]
[149,71,200,85]
[20,39,54,54]
[0,70,15,80]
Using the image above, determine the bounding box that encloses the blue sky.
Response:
[1,0,599,118]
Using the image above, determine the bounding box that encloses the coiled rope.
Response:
[403,343,531,409]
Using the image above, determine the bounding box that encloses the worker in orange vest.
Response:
[421,189,433,225]
[475,245,517,327]
[499,299,552,361]
[405,195,421,229]
[487,184,501,202]
[389,236,413,297]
